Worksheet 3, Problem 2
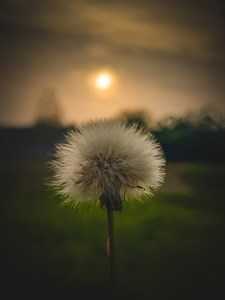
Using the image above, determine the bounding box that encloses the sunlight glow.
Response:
[96,73,112,89]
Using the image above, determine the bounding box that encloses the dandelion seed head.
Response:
[49,119,166,209]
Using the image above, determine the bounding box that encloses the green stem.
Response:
[106,204,116,300]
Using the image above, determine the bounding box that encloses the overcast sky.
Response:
[0,0,224,126]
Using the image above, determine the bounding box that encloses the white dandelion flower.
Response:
[49,119,166,210]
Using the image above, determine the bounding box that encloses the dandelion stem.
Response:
[106,204,116,300]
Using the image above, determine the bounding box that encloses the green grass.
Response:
[1,160,225,299]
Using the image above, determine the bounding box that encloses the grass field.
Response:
[1,159,225,299]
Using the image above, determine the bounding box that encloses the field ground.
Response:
[1,159,225,299]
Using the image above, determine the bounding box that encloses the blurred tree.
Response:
[154,108,225,162]
[119,110,152,129]
[156,108,225,131]
[35,88,62,127]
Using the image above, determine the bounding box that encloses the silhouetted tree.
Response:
[35,88,62,127]
[119,110,152,129]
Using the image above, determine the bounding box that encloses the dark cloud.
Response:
[1,0,224,60]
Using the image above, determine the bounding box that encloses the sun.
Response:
[96,73,112,90]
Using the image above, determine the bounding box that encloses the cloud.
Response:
[0,0,224,61]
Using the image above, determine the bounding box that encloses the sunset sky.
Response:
[0,0,224,126]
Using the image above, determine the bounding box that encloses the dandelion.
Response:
[49,119,166,299]
[50,120,165,208]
